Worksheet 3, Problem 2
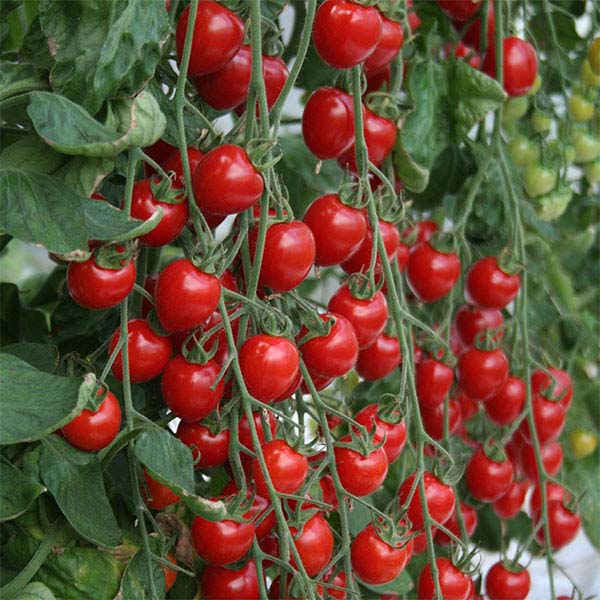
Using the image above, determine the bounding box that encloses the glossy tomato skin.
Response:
[438,0,482,21]
[456,347,508,400]
[176,422,230,469]
[454,304,504,347]
[238,411,277,450]
[303,194,366,265]
[485,562,530,600]
[299,313,359,378]
[289,513,334,577]
[108,318,172,383]
[313,0,383,69]
[236,55,289,116]
[200,562,260,600]
[484,37,538,97]
[251,439,308,497]
[484,375,525,426]
[435,502,477,545]
[142,471,180,510]
[334,438,389,496]
[421,398,461,441]
[161,355,224,422]
[162,147,204,191]
[531,368,573,409]
[466,257,520,309]
[406,242,461,303]
[356,333,401,381]
[193,144,263,216]
[535,500,581,549]
[249,220,315,292]
[466,448,514,502]
[364,16,404,74]
[354,403,407,463]
[328,284,388,348]
[459,1,494,51]
[62,390,121,452]
[163,554,177,592]
[492,480,528,519]
[222,481,275,540]
[351,523,413,585]
[417,557,472,600]
[519,394,566,444]
[519,440,563,482]
[176,2,244,76]
[416,357,454,409]
[398,472,455,530]
[67,255,136,310]
[155,260,220,333]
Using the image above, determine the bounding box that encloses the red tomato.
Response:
[417,557,472,600]
[535,500,581,549]
[251,439,308,497]
[519,440,563,482]
[289,513,334,577]
[492,480,528,520]
[465,257,520,309]
[401,220,439,245]
[460,1,494,52]
[300,369,335,393]
[416,357,454,409]
[163,553,177,593]
[363,16,403,74]
[485,562,530,600]
[176,2,244,76]
[318,569,347,600]
[438,0,482,22]
[456,347,508,400]
[141,272,158,318]
[143,139,177,176]
[235,55,289,116]
[454,304,504,347]
[238,411,277,450]
[455,389,478,420]
[191,509,254,566]
[222,481,275,540]
[62,389,121,452]
[398,472,455,530]
[328,283,388,348]
[466,447,514,502]
[200,562,260,600]
[67,254,136,310]
[356,333,401,381]
[161,354,224,422]
[435,502,477,545]
[299,313,359,378]
[162,147,204,191]
[303,194,367,265]
[313,0,383,69]
[354,403,407,463]
[483,37,538,97]
[334,436,389,496]
[519,394,566,444]
[484,375,525,426]
[108,318,172,383]
[351,522,413,585]
[446,41,482,69]
[406,242,461,303]
[529,482,567,519]
[407,0,421,30]
[176,422,230,469]
[142,471,180,510]
[249,220,315,292]
[531,368,573,409]
[366,64,391,94]
[420,398,461,441]
[193,144,263,216]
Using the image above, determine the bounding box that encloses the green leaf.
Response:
[12,582,57,600]
[0,354,87,445]
[0,457,46,522]
[55,156,115,197]
[39,0,169,115]
[28,90,166,157]
[39,435,121,548]
[0,135,67,174]
[0,62,48,102]
[20,17,55,72]
[117,548,165,600]
[359,569,413,596]
[0,283,49,346]
[133,429,227,521]
[1,343,59,373]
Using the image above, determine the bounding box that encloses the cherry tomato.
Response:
[67,254,136,310]
[251,439,308,497]
[438,0,481,22]
[363,16,403,74]
[529,482,567,519]
[142,471,180,510]
[407,0,421,30]
[351,522,413,585]
[398,472,455,530]
[289,513,334,577]
[163,553,177,593]
[176,422,230,469]
[420,398,461,441]
[313,0,383,69]
[492,480,528,520]
[162,147,204,191]
[334,436,389,496]
[249,220,315,292]
[457,347,508,400]
[519,440,563,482]
[108,318,172,383]
[328,283,388,349]
[299,313,359,378]
[161,354,224,422]
[519,394,566,444]
[534,500,581,549]
[354,403,407,463]
[401,220,439,246]
[455,389,478,421]
[435,502,477,546]
[448,41,482,68]
[531,367,573,409]
[222,481,275,540]
[318,569,347,600]
[238,411,277,450]
[366,64,391,94]
[569,429,598,459]
[143,139,177,176]
[200,562,260,600]
[568,93,595,122]
[416,357,454,409]
[191,509,255,566]
[406,242,461,303]
[508,135,540,167]
[485,562,530,600]
[356,333,401,381]
[484,375,525,426]
[466,447,514,502]
[303,194,367,265]
[465,257,520,309]
[417,557,472,600]
[483,37,538,97]
[193,144,263,216]
[62,389,121,452]
[176,2,244,76]
[235,55,289,116]
[454,304,504,347]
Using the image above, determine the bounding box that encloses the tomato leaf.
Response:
[10,582,57,600]
[0,457,46,522]
[0,283,49,346]
[0,61,48,102]
[117,548,166,600]
[358,569,413,596]
[55,156,115,198]
[0,135,67,174]
[1,343,59,373]
[39,435,121,548]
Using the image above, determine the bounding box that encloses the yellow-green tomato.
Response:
[589,38,600,75]
[508,136,539,167]
[569,429,598,459]
[503,97,529,122]
[581,60,600,87]
[523,163,557,197]
[548,139,576,165]
[584,159,600,185]
[527,74,542,96]
[531,110,552,134]
[568,94,595,122]
[571,131,600,163]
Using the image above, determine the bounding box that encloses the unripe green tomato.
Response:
[503,97,529,122]
[584,159,600,184]
[569,429,598,459]
[523,163,557,197]
[527,74,542,96]
[570,131,600,163]
[508,136,539,167]
[568,94,596,122]
[531,110,552,134]
[589,38,600,75]
[548,139,575,165]
[581,60,600,87]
